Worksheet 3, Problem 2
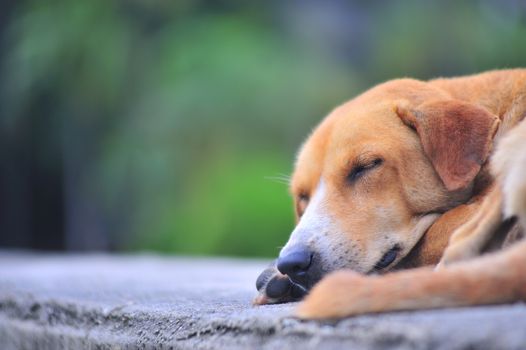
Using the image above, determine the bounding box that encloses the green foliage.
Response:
[1,0,525,256]
[137,150,294,257]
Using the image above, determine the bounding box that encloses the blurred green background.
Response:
[0,0,525,257]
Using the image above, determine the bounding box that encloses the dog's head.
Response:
[278,79,499,288]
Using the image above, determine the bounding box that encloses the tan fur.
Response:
[288,69,526,318]
[492,119,526,229]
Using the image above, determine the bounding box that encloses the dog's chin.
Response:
[301,246,401,289]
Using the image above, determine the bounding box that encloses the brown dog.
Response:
[255,69,526,318]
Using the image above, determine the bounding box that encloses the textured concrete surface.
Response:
[0,251,526,349]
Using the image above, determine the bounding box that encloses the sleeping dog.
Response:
[255,69,526,318]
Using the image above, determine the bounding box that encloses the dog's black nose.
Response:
[277,245,313,284]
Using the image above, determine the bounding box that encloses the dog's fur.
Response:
[256,69,526,318]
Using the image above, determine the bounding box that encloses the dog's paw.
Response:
[438,187,504,269]
[436,242,474,269]
[253,263,307,305]
[437,238,478,269]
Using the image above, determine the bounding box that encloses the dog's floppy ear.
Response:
[396,100,500,192]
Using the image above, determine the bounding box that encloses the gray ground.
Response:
[0,251,525,350]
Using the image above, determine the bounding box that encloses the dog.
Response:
[254,69,526,319]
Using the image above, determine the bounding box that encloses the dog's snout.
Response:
[277,245,313,283]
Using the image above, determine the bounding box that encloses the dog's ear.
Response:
[396,100,500,192]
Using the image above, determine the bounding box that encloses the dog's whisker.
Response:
[275,172,291,180]
[269,174,291,180]
[264,175,291,185]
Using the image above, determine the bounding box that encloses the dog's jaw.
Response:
[387,213,441,271]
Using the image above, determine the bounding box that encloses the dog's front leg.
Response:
[296,239,526,319]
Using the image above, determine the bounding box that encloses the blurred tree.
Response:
[0,0,525,257]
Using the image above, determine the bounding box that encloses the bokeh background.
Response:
[0,0,525,257]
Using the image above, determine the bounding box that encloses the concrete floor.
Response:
[0,251,525,349]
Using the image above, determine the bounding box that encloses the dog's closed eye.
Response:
[296,193,309,217]
[348,158,383,182]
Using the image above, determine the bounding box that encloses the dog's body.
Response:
[255,69,526,318]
